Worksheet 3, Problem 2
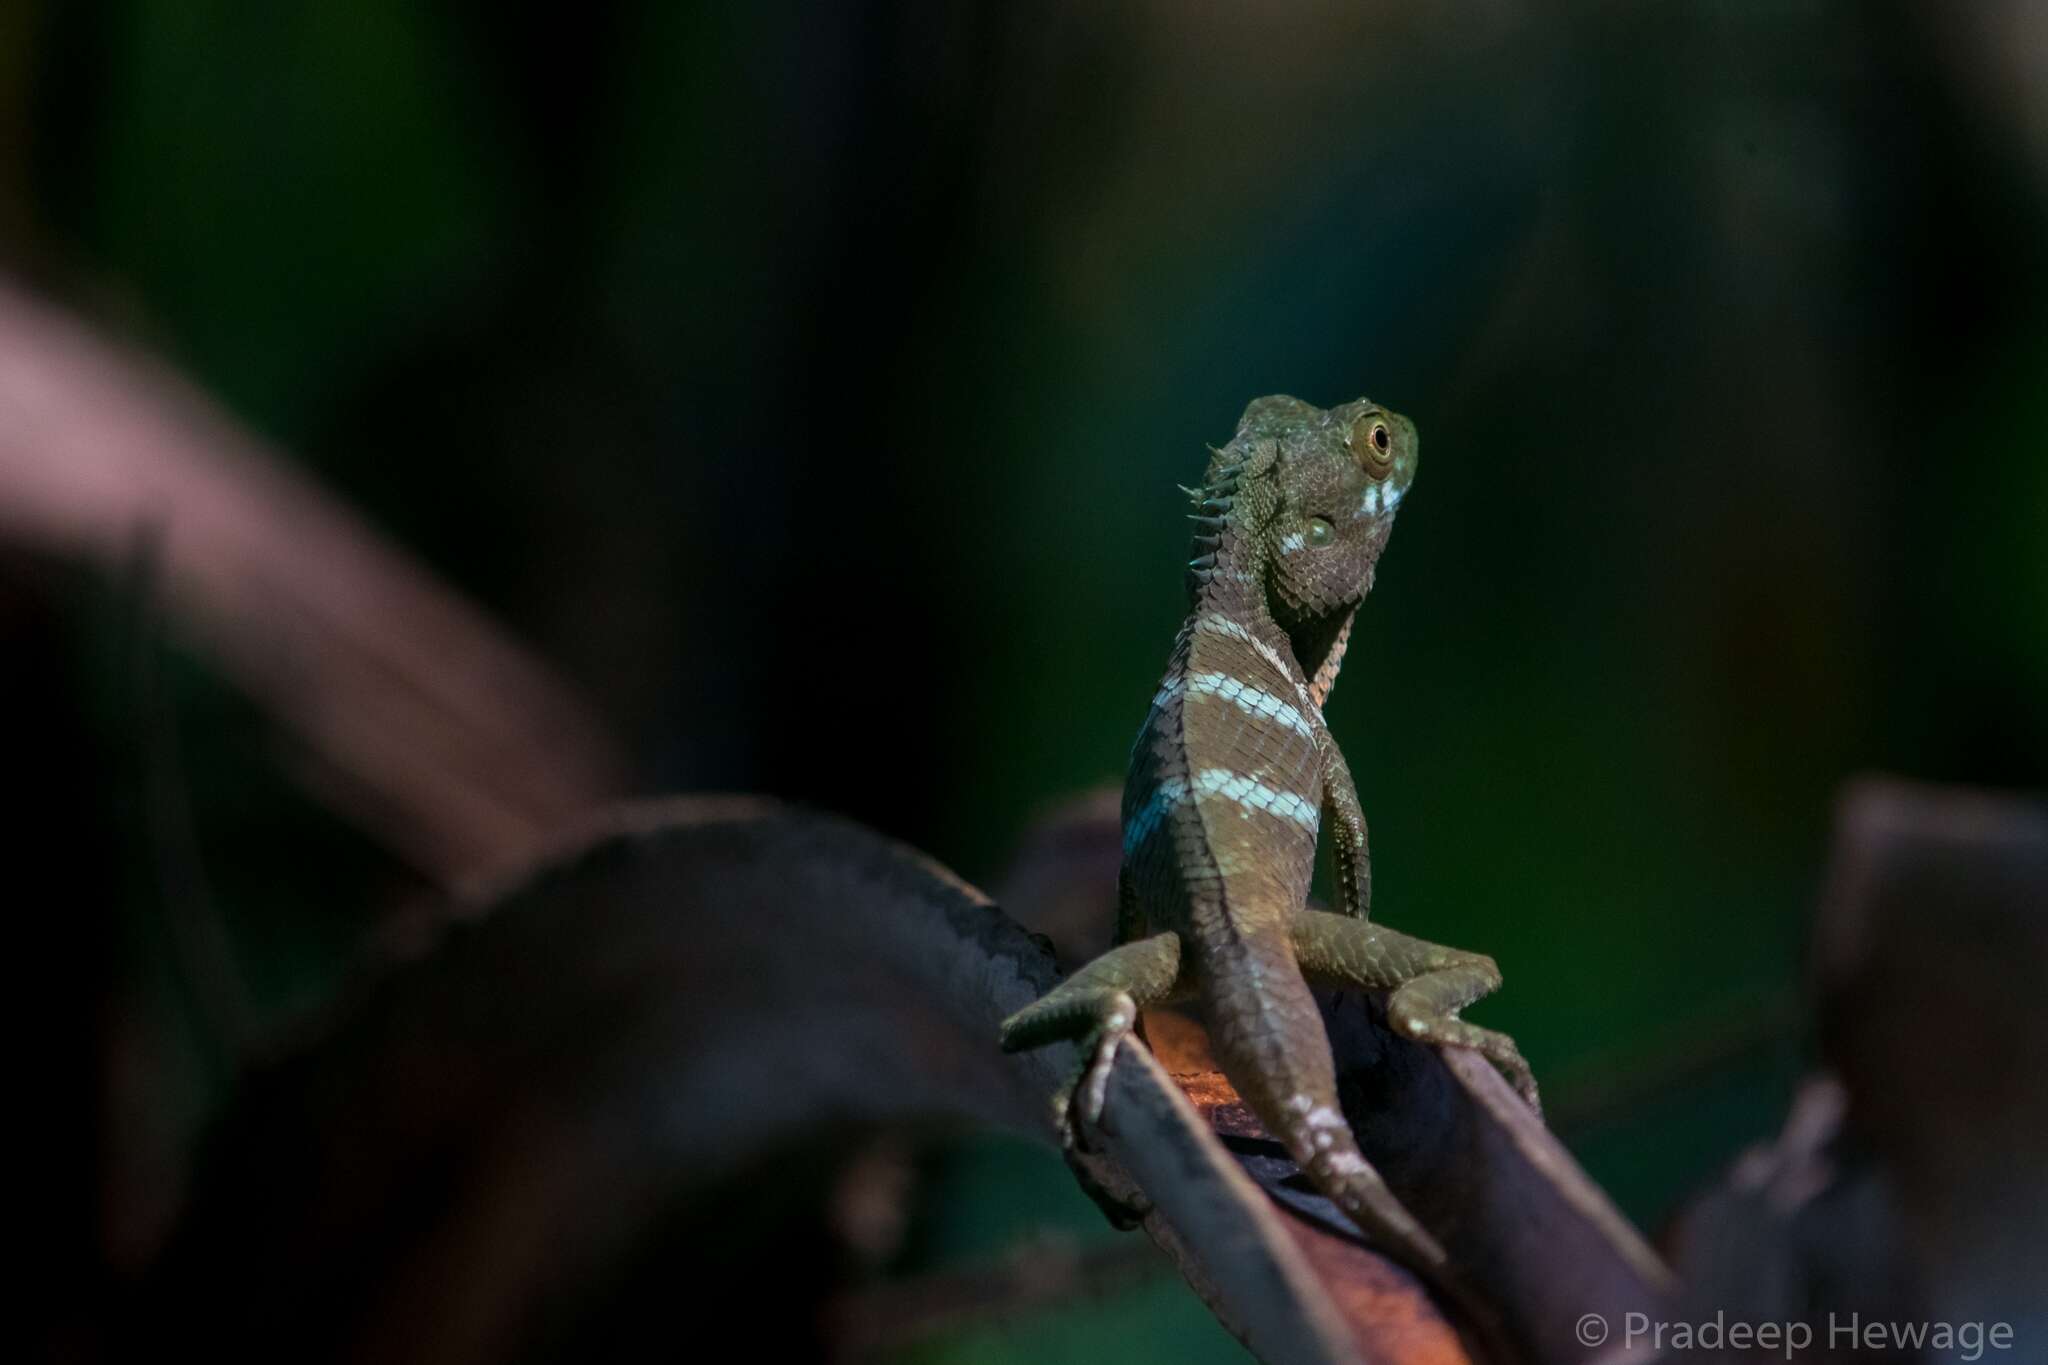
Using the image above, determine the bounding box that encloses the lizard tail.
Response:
[1200,941,1450,1277]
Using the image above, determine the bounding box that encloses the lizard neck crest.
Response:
[1183,440,1281,621]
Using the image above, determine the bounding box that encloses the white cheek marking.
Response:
[1184,672,1315,739]
[1360,481,1406,518]
[1278,530,1307,554]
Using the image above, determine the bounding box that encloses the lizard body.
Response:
[1001,395,1537,1278]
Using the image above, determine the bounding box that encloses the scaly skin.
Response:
[1001,394,1538,1279]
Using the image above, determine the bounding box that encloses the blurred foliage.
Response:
[9,0,2048,1359]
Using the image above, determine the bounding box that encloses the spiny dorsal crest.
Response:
[1185,439,1280,588]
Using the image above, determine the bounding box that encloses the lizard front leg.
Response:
[1290,910,1541,1111]
[999,932,1184,1148]
[1319,740,1371,919]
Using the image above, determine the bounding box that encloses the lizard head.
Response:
[1207,394,1416,703]
[1233,394,1418,626]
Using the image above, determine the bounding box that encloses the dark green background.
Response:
[10,2,2045,1360]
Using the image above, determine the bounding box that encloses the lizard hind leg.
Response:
[1290,909,1541,1112]
[998,932,1183,1150]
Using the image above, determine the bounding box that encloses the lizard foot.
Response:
[1392,1011,1542,1115]
[1052,993,1138,1153]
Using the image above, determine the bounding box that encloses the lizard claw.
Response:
[1054,998,1136,1153]
[1466,1029,1542,1115]
[1392,1010,1542,1116]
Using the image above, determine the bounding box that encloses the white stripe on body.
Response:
[1122,775,1188,855]
[1190,766,1318,829]
[1184,671,1315,739]
[1122,765,1319,855]
[1193,614,1316,710]
[1147,672,1184,712]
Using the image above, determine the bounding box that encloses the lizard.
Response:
[999,394,1539,1278]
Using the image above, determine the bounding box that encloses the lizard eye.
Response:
[1305,517,1336,547]
[1350,414,1394,481]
